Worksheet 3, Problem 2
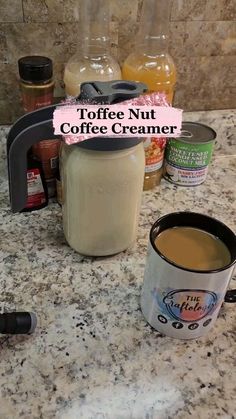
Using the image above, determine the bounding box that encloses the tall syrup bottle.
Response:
[122,0,177,190]
[64,0,121,97]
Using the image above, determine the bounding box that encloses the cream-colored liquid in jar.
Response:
[61,143,145,256]
[154,227,231,270]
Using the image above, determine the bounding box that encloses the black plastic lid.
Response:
[18,56,53,83]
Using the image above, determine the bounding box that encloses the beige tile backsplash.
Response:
[0,0,236,123]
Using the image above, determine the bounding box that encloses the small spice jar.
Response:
[18,56,54,112]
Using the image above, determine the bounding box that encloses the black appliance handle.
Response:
[7,80,147,212]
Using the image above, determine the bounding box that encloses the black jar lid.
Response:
[18,56,53,83]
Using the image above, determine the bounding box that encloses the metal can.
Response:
[163,122,216,186]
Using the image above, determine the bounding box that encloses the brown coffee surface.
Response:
[154,227,231,270]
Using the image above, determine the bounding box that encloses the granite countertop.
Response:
[0,109,236,419]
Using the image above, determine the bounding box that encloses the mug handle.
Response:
[225,289,236,303]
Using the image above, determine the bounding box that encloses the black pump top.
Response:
[18,56,53,83]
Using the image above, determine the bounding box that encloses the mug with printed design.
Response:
[141,212,236,339]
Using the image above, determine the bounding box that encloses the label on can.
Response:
[164,161,208,186]
[165,139,213,168]
[32,139,61,180]
[144,137,166,173]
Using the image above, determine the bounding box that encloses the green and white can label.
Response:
[164,161,209,186]
[164,122,216,186]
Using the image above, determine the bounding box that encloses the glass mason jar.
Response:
[60,142,145,256]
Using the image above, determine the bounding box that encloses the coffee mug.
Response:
[141,212,236,339]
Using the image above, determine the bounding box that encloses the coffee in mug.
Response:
[154,227,231,271]
[141,212,236,339]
